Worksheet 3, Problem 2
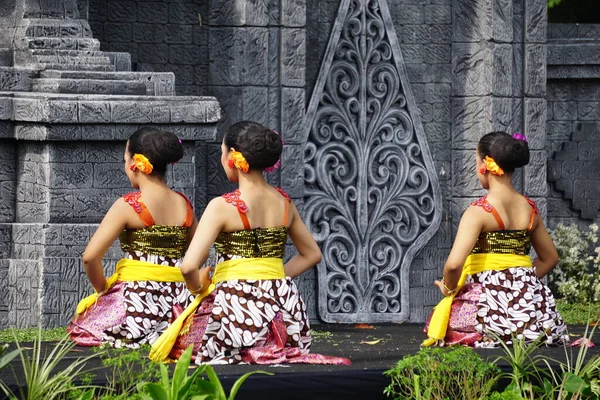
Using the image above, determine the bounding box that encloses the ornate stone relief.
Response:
[304,0,442,322]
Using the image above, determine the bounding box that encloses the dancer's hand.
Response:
[198,266,214,288]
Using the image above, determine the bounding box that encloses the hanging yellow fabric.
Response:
[75,258,185,315]
[149,257,286,362]
[422,253,533,347]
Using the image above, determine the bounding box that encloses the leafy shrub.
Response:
[549,223,600,303]
[383,346,500,400]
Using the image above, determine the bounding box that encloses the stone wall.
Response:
[546,24,600,228]
[86,0,555,324]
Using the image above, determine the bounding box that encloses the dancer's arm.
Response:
[435,206,482,296]
[530,215,559,279]
[180,198,225,292]
[285,204,322,278]
[82,199,129,293]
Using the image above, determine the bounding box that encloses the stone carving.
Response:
[304,0,442,323]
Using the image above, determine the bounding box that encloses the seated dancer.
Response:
[68,127,197,348]
[424,131,568,347]
[150,121,350,365]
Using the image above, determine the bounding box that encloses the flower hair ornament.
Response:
[482,156,504,176]
[265,130,284,173]
[227,150,250,173]
[512,133,527,142]
[130,154,153,174]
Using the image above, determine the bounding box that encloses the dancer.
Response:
[68,127,197,348]
[150,121,350,365]
[424,131,568,347]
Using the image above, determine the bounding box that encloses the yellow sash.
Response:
[422,253,532,347]
[75,258,185,315]
[149,257,285,362]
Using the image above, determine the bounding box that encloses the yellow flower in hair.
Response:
[133,153,153,174]
[484,156,504,176]
[229,150,249,173]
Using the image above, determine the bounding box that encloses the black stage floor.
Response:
[1,324,599,400]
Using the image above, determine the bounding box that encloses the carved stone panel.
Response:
[304,0,442,323]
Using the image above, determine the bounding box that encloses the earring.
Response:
[129,165,136,172]
[479,167,486,175]
[227,159,235,169]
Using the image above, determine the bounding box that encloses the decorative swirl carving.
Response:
[304,0,442,322]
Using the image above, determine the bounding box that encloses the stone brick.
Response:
[104,22,132,42]
[282,0,305,27]
[170,3,203,25]
[524,98,546,150]
[524,0,547,42]
[164,24,193,44]
[578,142,600,161]
[492,0,512,43]
[573,122,600,142]
[452,97,492,150]
[452,0,491,42]
[132,23,166,43]
[418,103,433,123]
[425,4,451,25]
[79,101,111,123]
[578,102,600,121]
[452,42,492,97]
[452,150,485,197]
[491,97,513,132]
[400,44,424,64]
[524,151,547,197]
[524,44,546,97]
[208,28,242,85]
[547,81,572,101]
[547,121,573,142]
[396,5,424,25]
[280,145,304,198]
[281,88,305,144]
[431,24,452,43]
[492,44,512,96]
[281,28,305,87]
[552,101,577,121]
[169,45,201,65]
[107,1,137,22]
[402,24,431,44]
[424,122,450,142]
[50,163,93,189]
[136,4,169,24]
[139,43,169,63]
[425,44,451,64]
[425,83,450,103]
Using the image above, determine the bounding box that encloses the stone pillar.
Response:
[451,0,548,227]
[204,1,314,314]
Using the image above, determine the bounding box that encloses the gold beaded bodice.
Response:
[120,226,189,259]
[215,227,287,259]
[471,230,531,256]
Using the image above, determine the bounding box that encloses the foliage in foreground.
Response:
[383,346,500,400]
[0,332,271,400]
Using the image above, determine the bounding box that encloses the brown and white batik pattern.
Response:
[470,267,569,347]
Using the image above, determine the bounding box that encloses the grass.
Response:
[0,328,67,343]
[0,302,597,344]
[555,300,600,325]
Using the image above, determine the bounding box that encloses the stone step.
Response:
[39,64,116,72]
[37,55,111,65]
[32,78,148,95]
[31,49,106,57]
[28,37,101,51]
[39,70,176,96]
[25,18,92,38]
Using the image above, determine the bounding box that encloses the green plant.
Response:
[0,343,21,371]
[96,344,161,399]
[137,345,273,400]
[0,328,67,343]
[556,300,600,324]
[383,346,500,400]
[549,223,600,303]
[0,328,100,400]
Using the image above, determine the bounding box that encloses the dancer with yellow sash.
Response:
[150,121,351,365]
[423,132,568,347]
[68,128,198,348]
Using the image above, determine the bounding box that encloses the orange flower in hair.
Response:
[229,150,249,173]
[484,156,504,176]
[132,153,153,174]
